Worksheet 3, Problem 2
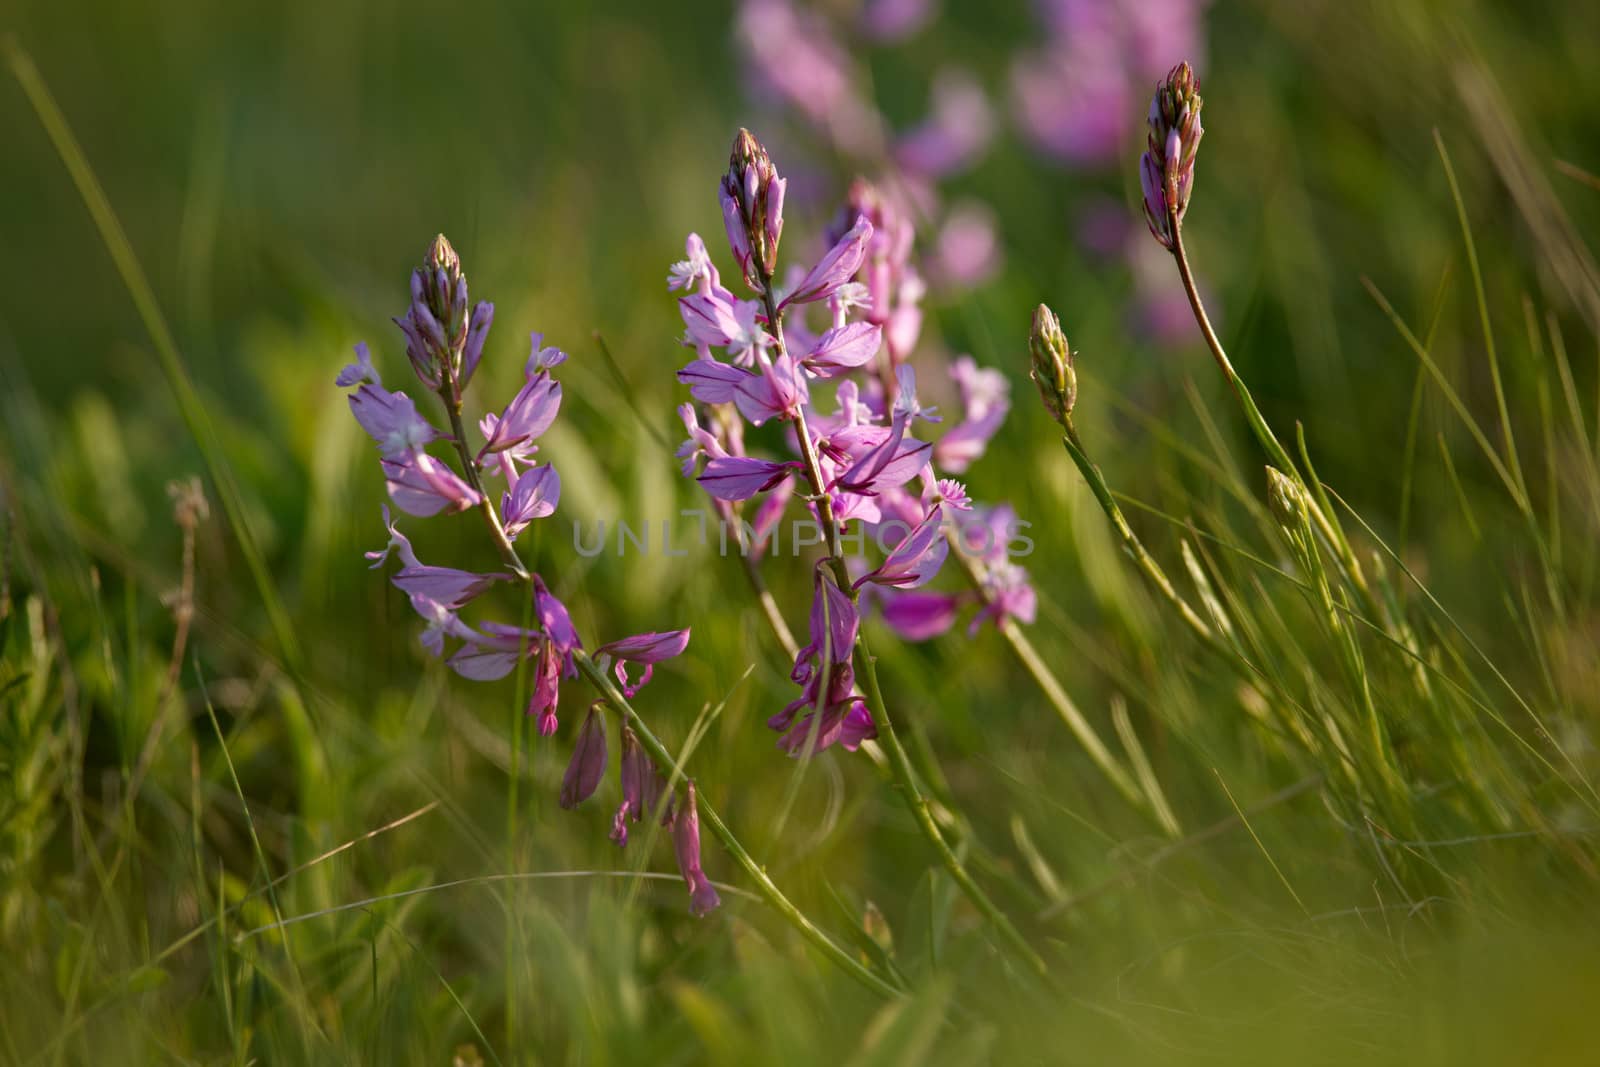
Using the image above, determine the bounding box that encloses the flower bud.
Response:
[1265,466,1305,529]
[396,234,478,389]
[559,704,608,809]
[1028,304,1077,427]
[610,726,652,847]
[1139,62,1204,250]
[673,782,721,916]
[721,128,786,289]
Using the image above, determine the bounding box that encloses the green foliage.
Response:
[4,0,1600,1061]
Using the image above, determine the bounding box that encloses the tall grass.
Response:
[3,0,1600,1062]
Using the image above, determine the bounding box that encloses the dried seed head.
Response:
[1028,304,1077,427]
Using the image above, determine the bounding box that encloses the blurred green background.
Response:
[5,0,1600,1062]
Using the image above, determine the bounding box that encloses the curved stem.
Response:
[572,650,903,999]
[741,552,800,660]
[942,526,1150,817]
[1167,215,1376,609]
[437,384,531,581]
[1061,421,1215,644]
[854,631,1051,979]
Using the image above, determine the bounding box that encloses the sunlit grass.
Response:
[3,0,1600,1062]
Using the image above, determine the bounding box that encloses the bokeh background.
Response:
[5,0,1600,1062]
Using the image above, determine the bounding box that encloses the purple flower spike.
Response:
[393,235,471,388]
[502,464,560,539]
[559,705,609,809]
[596,629,692,698]
[781,216,874,310]
[673,783,721,917]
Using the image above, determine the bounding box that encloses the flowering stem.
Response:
[941,527,1155,821]
[751,270,1047,976]
[436,382,531,581]
[570,649,903,999]
[756,274,852,591]
[1166,214,1376,611]
[434,396,896,999]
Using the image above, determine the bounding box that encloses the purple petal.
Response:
[596,629,692,663]
[678,358,750,405]
[780,216,873,309]
[698,456,796,502]
[879,590,962,641]
[802,322,882,378]
[502,464,560,538]
[381,453,481,517]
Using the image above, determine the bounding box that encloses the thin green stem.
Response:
[571,650,902,999]
[943,526,1151,819]
[852,630,1052,979]
[1062,420,1215,644]
[438,384,531,581]
[1167,213,1377,613]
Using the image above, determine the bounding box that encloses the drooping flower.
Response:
[611,727,652,846]
[673,783,722,916]
[594,629,692,698]
[560,706,609,809]
[367,505,504,609]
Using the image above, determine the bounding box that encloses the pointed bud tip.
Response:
[1265,467,1305,527]
[426,234,460,274]
[1028,303,1076,426]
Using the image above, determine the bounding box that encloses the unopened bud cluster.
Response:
[395,234,495,394]
[1028,304,1077,428]
[1265,467,1306,529]
[720,128,787,289]
[1139,62,1205,250]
